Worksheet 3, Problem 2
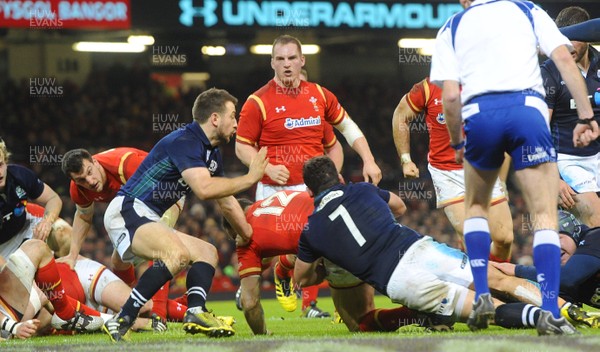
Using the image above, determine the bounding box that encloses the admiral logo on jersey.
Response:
[284,116,322,130]
[436,113,446,124]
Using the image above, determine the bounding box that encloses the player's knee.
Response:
[241,292,259,311]
[21,239,51,259]
[199,242,218,267]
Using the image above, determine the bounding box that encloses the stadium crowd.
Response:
[0,61,540,289]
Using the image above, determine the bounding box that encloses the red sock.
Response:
[173,293,188,306]
[302,286,319,310]
[151,281,170,320]
[279,255,294,270]
[113,265,136,287]
[359,307,418,332]
[489,253,510,263]
[66,296,101,317]
[166,299,187,321]
[275,262,291,279]
[35,258,76,320]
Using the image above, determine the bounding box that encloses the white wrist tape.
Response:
[335,116,364,146]
[1,316,19,334]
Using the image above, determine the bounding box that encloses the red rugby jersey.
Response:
[406,78,462,171]
[237,80,343,185]
[69,148,147,207]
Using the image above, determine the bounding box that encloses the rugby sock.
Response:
[464,217,491,300]
[113,265,137,287]
[35,258,76,320]
[279,255,294,271]
[66,296,101,317]
[120,260,173,319]
[495,303,540,328]
[302,286,319,310]
[150,281,170,320]
[167,299,187,322]
[359,307,418,332]
[174,293,188,306]
[533,230,561,318]
[275,255,294,279]
[186,261,215,311]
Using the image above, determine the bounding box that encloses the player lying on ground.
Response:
[0,238,105,339]
[294,156,580,335]
[493,210,600,328]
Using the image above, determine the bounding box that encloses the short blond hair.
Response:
[272,35,303,57]
[0,139,10,163]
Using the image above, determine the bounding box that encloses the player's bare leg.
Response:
[240,275,267,335]
[444,200,513,261]
[330,283,374,332]
[513,162,562,318]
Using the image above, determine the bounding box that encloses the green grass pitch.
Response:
[3,295,600,352]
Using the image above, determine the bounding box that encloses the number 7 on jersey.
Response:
[328,204,366,246]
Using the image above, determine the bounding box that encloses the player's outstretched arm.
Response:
[388,191,407,218]
[441,80,464,164]
[335,117,382,185]
[550,44,598,147]
[237,142,289,185]
[217,196,253,242]
[560,18,600,42]
[57,204,93,269]
[32,184,62,242]
[182,147,268,200]
[325,140,344,173]
[392,95,420,178]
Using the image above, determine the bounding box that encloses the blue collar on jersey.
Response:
[188,121,214,149]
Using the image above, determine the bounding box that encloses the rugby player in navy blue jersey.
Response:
[542,7,600,226]
[102,88,268,341]
[294,156,580,335]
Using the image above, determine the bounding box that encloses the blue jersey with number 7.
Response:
[297,182,422,295]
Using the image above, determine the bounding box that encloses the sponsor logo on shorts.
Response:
[117,233,127,246]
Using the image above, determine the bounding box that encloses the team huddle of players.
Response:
[2,2,600,342]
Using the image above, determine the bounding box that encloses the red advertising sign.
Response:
[0,0,131,29]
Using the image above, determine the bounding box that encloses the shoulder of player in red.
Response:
[95,147,147,183]
[406,77,442,113]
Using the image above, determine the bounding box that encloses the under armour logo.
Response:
[434,98,442,105]
[275,106,286,113]
[179,0,218,27]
